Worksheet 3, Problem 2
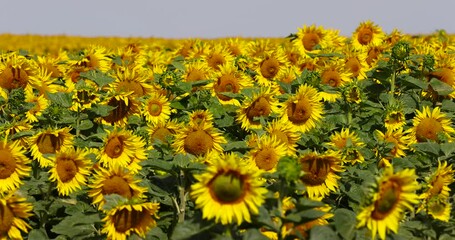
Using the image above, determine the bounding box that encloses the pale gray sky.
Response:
[2,1,454,38]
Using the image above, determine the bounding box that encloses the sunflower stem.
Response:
[178,169,186,222]
[389,65,396,104]
[76,105,81,138]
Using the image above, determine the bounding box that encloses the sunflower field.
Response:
[1,21,455,240]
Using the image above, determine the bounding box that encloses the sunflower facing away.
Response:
[102,201,160,240]
[0,139,31,194]
[0,192,33,240]
[374,128,410,166]
[100,90,140,127]
[29,127,74,168]
[190,152,268,225]
[356,166,420,240]
[408,106,455,143]
[48,147,92,196]
[88,166,147,211]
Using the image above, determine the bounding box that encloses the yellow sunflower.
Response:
[29,127,74,168]
[182,60,212,92]
[88,166,147,210]
[326,128,366,165]
[190,152,268,225]
[246,135,288,173]
[223,38,247,57]
[27,66,59,96]
[351,20,385,50]
[208,63,254,106]
[0,52,38,90]
[202,44,235,71]
[69,80,101,111]
[0,139,31,194]
[384,106,406,131]
[298,152,344,199]
[111,66,154,97]
[252,48,289,87]
[374,128,410,161]
[293,25,329,55]
[65,45,111,82]
[141,92,172,125]
[102,201,160,240]
[0,192,33,240]
[100,90,140,127]
[148,119,181,144]
[423,51,455,100]
[408,106,455,143]
[286,205,334,239]
[342,45,370,80]
[188,109,215,128]
[98,128,147,174]
[0,120,32,148]
[48,147,92,196]
[319,60,352,102]
[356,166,420,240]
[265,120,300,156]
[24,86,49,123]
[173,121,226,159]
[280,84,324,133]
[236,87,282,131]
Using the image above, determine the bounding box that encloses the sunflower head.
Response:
[0,193,33,240]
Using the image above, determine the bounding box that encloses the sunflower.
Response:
[286,205,334,239]
[202,44,235,71]
[182,60,212,91]
[351,20,385,50]
[0,192,33,240]
[293,25,329,55]
[100,90,140,127]
[24,86,49,123]
[188,109,215,128]
[0,139,31,194]
[0,52,38,90]
[223,38,247,57]
[173,121,226,159]
[88,166,147,210]
[319,60,352,102]
[419,161,454,221]
[29,127,74,168]
[65,45,111,82]
[236,87,282,131]
[0,120,32,148]
[356,166,420,240]
[141,92,172,125]
[280,84,324,133]
[48,147,92,196]
[35,54,66,79]
[265,120,300,156]
[298,152,344,199]
[326,128,366,165]
[190,152,268,225]
[69,80,101,111]
[384,106,406,131]
[102,201,160,240]
[246,135,288,172]
[252,48,289,87]
[148,119,181,144]
[98,128,147,174]
[407,106,455,143]
[208,63,254,106]
[342,45,370,80]
[374,128,410,160]
[423,51,455,101]
[111,66,154,97]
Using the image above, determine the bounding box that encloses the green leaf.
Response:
[47,92,73,108]
[333,208,357,240]
[170,100,186,110]
[429,78,453,96]
[242,228,270,240]
[171,220,214,240]
[223,141,249,151]
[28,229,49,240]
[440,142,455,156]
[412,142,440,156]
[309,226,339,240]
[79,69,115,88]
[89,104,116,117]
[143,159,174,172]
[401,76,428,89]
[77,119,93,130]
[51,213,101,239]
[102,194,128,211]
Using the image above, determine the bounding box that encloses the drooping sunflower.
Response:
[246,135,288,173]
[141,92,172,125]
[293,25,329,55]
[111,66,154,97]
[326,128,366,165]
[407,106,455,143]
[48,147,92,196]
[99,90,140,127]
[419,161,454,222]
[298,152,344,199]
[173,121,226,159]
[374,128,410,165]
[148,119,181,144]
[280,84,324,133]
[98,128,147,174]
[190,152,268,225]
[0,139,31,194]
[208,63,254,106]
[29,127,74,168]
[356,166,420,240]
[102,201,160,240]
[351,20,386,50]
[265,120,300,156]
[88,166,147,210]
[0,192,33,240]
[423,51,455,101]
[236,87,282,131]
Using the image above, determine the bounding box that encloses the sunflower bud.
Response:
[276,156,301,181]
[391,41,411,61]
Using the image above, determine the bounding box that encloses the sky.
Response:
[1,1,455,39]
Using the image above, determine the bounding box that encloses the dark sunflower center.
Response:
[105,136,125,158]
[116,80,145,97]
[151,127,174,142]
[77,90,97,105]
[321,70,342,87]
[207,53,225,70]
[302,33,320,51]
[372,180,401,220]
[102,176,133,198]
[386,112,404,125]
[345,57,360,77]
[416,118,444,142]
[366,47,381,66]
[260,58,280,79]
[358,28,373,45]
[113,208,144,233]
[37,133,62,154]
[103,98,131,124]
[246,97,272,123]
[254,148,279,171]
[287,98,312,124]
[183,129,214,156]
[210,172,245,203]
[0,66,28,90]
[147,101,162,117]
[187,69,205,82]
[427,197,445,215]
[0,149,16,179]
[56,157,78,183]
[300,156,331,186]
[0,204,14,233]
[271,131,289,145]
[215,74,240,101]
[332,137,348,149]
